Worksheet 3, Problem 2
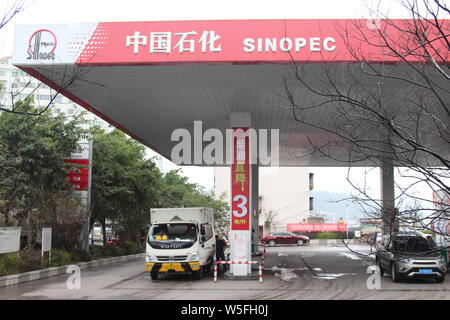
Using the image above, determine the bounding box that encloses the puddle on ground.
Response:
[338,252,363,260]
[299,253,314,257]
[312,267,323,272]
[270,266,308,272]
[312,273,357,280]
[274,268,299,281]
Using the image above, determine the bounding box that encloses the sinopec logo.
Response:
[27,29,57,61]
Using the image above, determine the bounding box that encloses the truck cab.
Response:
[145,208,216,280]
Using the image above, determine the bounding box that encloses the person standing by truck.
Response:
[215,235,226,261]
[215,234,227,273]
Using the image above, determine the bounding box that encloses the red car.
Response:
[106,238,123,246]
[262,232,310,247]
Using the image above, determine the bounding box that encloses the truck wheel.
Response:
[150,271,158,280]
[206,261,214,274]
[193,267,203,280]
[436,276,445,283]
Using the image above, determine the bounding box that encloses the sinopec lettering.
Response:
[243,36,336,53]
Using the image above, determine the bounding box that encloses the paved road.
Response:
[1,244,449,300]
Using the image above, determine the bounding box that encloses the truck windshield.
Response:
[149,223,197,242]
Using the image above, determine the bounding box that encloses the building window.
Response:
[309,197,314,211]
[309,173,314,190]
[37,94,51,100]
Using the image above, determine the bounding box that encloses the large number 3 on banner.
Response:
[233,194,248,218]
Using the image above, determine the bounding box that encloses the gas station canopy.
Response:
[12,19,448,166]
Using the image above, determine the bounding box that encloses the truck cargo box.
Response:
[150,207,214,225]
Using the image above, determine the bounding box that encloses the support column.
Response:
[250,163,259,254]
[229,113,252,276]
[380,160,398,235]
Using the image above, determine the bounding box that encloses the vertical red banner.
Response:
[231,128,250,231]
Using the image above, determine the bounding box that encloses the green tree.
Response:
[91,132,230,247]
[91,129,163,245]
[161,169,230,228]
[0,99,85,248]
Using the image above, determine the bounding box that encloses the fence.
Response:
[213,260,262,283]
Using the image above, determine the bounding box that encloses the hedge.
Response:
[0,241,143,277]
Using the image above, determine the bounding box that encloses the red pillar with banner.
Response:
[231,128,250,231]
[229,126,252,275]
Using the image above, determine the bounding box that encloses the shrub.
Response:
[118,241,142,255]
[316,232,343,239]
[89,245,105,258]
[70,250,92,263]
[103,245,125,257]
[0,253,22,277]
[49,249,72,267]
[89,245,117,257]
[20,250,42,272]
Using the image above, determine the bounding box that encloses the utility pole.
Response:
[81,137,93,252]
[346,204,349,239]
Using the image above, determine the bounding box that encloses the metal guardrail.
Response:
[213,260,263,283]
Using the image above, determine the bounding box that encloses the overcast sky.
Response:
[0,0,436,199]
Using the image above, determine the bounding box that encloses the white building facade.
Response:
[0,56,108,128]
[214,167,313,235]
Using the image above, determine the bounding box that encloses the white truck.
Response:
[146,207,216,280]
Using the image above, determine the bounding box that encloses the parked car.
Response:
[376,232,447,283]
[106,238,124,246]
[262,232,310,247]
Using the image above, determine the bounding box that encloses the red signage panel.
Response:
[64,159,89,191]
[60,19,448,65]
[287,223,348,232]
[231,128,250,231]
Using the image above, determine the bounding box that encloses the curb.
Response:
[0,253,145,288]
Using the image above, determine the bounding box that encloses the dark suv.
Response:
[376,232,447,283]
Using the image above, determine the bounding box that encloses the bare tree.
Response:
[264,209,278,235]
[283,0,449,245]
[0,1,94,117]
[0,0,26,30]
[1,64,94,116]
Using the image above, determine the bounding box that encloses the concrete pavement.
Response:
[0,244,449,300]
